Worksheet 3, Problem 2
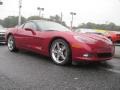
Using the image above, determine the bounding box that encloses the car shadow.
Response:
[11,50,113,72]
[6,50,112,71]
[70,61,113,70]
[17,50,52,63]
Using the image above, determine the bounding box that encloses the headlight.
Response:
[102,36,113,45]
[106,38,113,45]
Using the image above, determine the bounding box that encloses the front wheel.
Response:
[50,39,71,65]
[7,35,18,52]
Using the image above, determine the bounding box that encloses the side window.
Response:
[23,22,37,31]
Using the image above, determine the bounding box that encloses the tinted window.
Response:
[23,22,37,30]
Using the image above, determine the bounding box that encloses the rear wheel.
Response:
[7,35,18,52]
[50,39,71,65]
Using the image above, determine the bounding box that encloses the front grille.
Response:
[97,53,112,58]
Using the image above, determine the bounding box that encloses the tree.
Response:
[77,22,120,31]
[107,22,116,30]
[27,16,41,20]
[2,16,26,28]
[49,14,67,27]
[0,19,3,26]
[50,15,61,22]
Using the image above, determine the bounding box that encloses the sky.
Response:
[0,0,120,26]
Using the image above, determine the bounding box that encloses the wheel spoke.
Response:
[56,54,60,60]
[56,42,60,50]
[10,40,13,44]
[8,43,10,48]
[60,53,66,60]
[61,46,66,51]
[52,49,57,54]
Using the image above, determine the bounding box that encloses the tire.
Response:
[50,39,71,65]
[7,35,18,52]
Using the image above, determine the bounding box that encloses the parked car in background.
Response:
[75,28,96,33]
[92,30,120,44]
[75,28,106,35]
[75,28,120,44]
[6,20,114,65]
[104,31,120,44]
[0,25,6,44]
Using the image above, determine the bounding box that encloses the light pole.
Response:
[0,0,3,5]
[37,7,44,18]
[70,12,76,30]
[60,12,63,23]
[18,0,22,26]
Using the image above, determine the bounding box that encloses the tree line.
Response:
[75,22,120,31]
[0,15,120,31]
[0,15,67,28]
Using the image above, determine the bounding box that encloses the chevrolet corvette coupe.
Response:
[6,20,115,65]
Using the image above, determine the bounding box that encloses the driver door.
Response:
[23,22,38,51]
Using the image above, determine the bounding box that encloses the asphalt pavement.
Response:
[114,45,120,58]
[0,44,120,90]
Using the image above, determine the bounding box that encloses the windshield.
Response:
[36,20,70,32]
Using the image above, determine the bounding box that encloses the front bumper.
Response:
[74,53,113,61]
[71,43,115,61]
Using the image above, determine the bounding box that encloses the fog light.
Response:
[83,54,92,57]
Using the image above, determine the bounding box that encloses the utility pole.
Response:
[60,12,63,23]
[37,7,44,18]
[18,0,22,26]
[70,12,76,30]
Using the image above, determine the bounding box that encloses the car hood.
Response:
[70,32,112,45]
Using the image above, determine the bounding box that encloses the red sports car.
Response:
[105,31,120,44]
[5,20,115,65]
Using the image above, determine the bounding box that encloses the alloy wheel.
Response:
[50,39,71,65]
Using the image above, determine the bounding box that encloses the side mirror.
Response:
[24,28,36,35]
[25,28,33,31]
